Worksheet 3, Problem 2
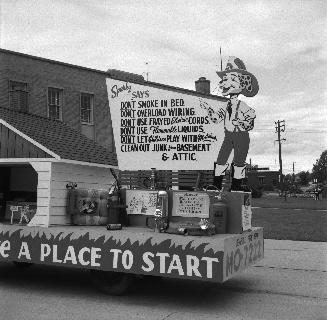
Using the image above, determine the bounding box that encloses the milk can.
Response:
[154,190,168,232]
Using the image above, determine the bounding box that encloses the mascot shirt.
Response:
[224,100,256,132]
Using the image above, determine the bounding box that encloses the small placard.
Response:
[125,190,158,216]
[172,191,210,218]
[241,205,252,231]
[242,194,252,231]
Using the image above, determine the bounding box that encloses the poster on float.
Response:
[106,79,227,170]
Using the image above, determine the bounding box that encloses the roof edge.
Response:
[0,158,56,163]
[1,48,227,101]
[0,119,60,159]
[60,158,119,169]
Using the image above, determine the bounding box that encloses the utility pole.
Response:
[144,61,150,81]
[292,162,296,182]
[275,120,286,194]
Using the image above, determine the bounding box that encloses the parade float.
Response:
[0,57,263,295]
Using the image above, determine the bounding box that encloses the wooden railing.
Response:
[118,170,217,190]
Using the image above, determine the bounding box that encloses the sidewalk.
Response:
[255,239,327,272]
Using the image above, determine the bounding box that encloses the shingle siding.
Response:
[0,49,114,152]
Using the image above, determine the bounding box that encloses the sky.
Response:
[1,0,326,173]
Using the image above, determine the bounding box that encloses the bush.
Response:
[251,186,263,198]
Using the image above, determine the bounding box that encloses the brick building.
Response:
[0,49,215,153]
[0,49,222,189]
[0,48,118,151]
[246,170,279,191]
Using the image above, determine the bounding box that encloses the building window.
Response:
[80,93,94,124]
[9,81,28,112]
[48,88,63,120]
[258,176,265,184]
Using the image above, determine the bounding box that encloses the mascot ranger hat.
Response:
[216,56,259,97]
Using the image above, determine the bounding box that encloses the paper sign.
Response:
[125,190,158,215]
[106,79,226,170]
[172,191,210,218]
[242,193,252,231]
[241,205,252,231]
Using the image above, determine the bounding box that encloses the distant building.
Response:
[245,166,279,191]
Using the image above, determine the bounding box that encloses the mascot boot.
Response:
[231,165,250,192]
[213,163,229,190]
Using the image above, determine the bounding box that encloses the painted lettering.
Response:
[121,250,133,270]
[78,247,91,266]
[142,252,155,272]
[0,240,10,258]
[63,246,77,264]
[201,257,219,279]
[234,248,243,272]
[111,83,131,98]
[110,249,122,269]
[40,243,51,262]
[226,252,233,277]
[156,252,170,274]
[90,248,102,267]
[167,254,184,275]
[18,242,31,260]
[186,255,201,277]
[53,245,62,263]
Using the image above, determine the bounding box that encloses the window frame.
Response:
[9,80,29,112]
[80,92,94,125]
[258,176,265,185]
[47,87,63,121]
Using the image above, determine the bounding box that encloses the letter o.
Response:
[233,248,242,272]
[122,250,133,270]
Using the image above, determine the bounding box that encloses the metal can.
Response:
[106,223,122,230]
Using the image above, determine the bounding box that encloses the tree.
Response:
[297,171,311,186]
[312,150,327,184]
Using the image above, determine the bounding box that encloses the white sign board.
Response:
[171,191,210,218]
[125,190,158,216]
[106,79,226,170]
[241,205,252,231]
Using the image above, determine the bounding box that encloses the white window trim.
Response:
[47,86,63,121]
[80,92,94,125]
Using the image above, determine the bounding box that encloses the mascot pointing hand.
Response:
[208,56,259,191]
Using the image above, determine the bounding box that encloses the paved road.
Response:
[0,240,326,320]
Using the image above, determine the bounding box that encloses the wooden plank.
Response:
[14,134,24,157]
[46,206,67,216]
[50,181,112,191]
[0,125,9,158]
[37,188,51,198]
[47,197,67,207]
[51,173,113,186]
[49,215,72,225]
[37,180,51,189]
[118,169,214,189]
[21,136,29,157]
[37,197,53,207]
[7,130,16,157]
[52,162,113,177]
[37,171,52,181]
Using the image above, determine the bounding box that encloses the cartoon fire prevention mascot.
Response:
[211,56,259,191]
